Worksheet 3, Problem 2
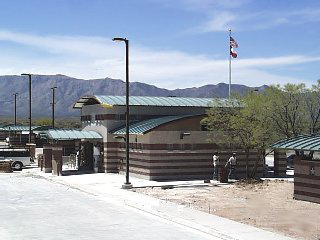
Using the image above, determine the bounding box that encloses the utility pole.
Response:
[21,74,32,144]
[51,87,57,128]
[13,93,18,125]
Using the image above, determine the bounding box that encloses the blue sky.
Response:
[0,0,319,89]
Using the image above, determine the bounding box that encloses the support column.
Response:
[43,145,52,173]
[274,150,287,177]
[52,146,63,176]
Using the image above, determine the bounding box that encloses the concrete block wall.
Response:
[43,145,52,173]
[104,142,262,181]
[274,150,287,177]
[294,157,320,204]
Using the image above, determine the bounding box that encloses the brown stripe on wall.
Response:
[129,170,211,177]
[129,164,212,170]
[294,194,320,204]
[124,158,263,165]
[113,151,259,158]
[294,160,320,167]
[95,114,169,121]
[295,182,320,191]
[295,173,320,180]
[106,142,120,148]
[294,190,320,199]
[295,177,320,185]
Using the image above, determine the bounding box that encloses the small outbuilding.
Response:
[0,125,51,147]
[38,129,103,174]
[272,134,320,204]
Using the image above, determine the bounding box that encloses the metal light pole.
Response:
[13,93,18,125]
[113,37,132,189]
[21,73,32,144]
[51,87,57,128]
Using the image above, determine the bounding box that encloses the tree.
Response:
[202,94,270,178]
[262,84,307,139]
[34,118,52,126]
[202,83,310,178]
[304,80,320,134]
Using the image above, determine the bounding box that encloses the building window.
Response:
[81,115,91,122]
[201,124,209,131]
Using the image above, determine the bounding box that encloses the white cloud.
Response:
[0,30,318,89]
[200,12,236,32]
[196,7,320,33]
[152,0,250,12]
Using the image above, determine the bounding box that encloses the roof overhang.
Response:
[73,95,237,110]
[271,134,320,152]
[73,96,100,109]
[39,129,103,141]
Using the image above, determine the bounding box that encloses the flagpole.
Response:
[228,29,232,98]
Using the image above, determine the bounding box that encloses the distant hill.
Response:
[0,74,267,117]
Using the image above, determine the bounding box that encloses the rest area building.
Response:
[73,95,266,181]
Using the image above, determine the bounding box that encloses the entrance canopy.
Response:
[271,134,320,151]
[39,129,102,141]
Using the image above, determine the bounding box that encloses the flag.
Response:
[230,36,238,58]
[230,37,238,48]
[230,47,237,58]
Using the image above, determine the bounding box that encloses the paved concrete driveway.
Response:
[0,173,214,240]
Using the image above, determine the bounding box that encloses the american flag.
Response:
[230,37,238,48]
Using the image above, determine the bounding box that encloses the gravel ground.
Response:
[134,180,320,240]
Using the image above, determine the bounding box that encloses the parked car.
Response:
[0,148,31,171]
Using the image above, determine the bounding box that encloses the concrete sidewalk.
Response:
[26,167,294,240]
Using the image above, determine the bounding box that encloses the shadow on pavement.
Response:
[62,170,95,176]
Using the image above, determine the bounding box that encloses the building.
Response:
[272,135,320,204]
[0,125,51,147]
[73,95,263,181]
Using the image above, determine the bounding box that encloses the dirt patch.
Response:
[134,180,320,240]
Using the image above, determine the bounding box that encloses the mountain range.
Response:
[0,75,267,117]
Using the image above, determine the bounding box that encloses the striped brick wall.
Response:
[294,157,320,204]
[43,145,52,173]
[102,142,262,181]
[274,150,287,177]
[102,142,120,173]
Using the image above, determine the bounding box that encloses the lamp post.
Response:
[112,37,132,189]
[21,73,32,144]
[51,86,57,128]
[13,93,18,125]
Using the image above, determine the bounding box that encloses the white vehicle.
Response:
[0,148,31,171]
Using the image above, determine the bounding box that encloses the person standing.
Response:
[212,152,219,180]
[225,152,237,179]
[93,144,101,173]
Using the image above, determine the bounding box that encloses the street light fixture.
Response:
[21,73,32,144]
[51,86,57,128]
[112,37,132,189]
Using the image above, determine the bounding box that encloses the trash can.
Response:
[0,160,12,173]
[219,166,228,183]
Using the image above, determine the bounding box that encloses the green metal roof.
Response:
[41,129,102,140]
[0,125,51,132]
[271,134,320,151]
[111,115,198,135]
[73,95,228,109]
